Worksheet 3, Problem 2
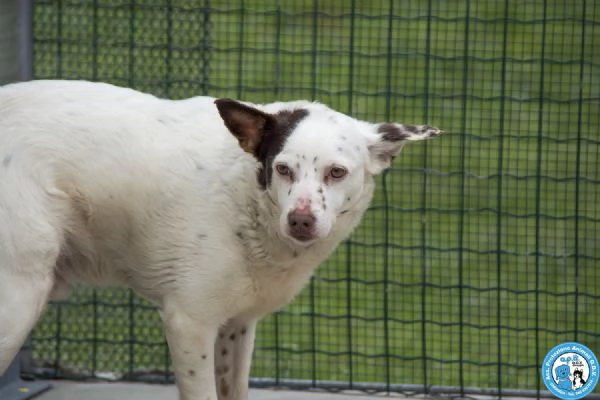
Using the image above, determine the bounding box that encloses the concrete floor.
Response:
[33,381,397,400]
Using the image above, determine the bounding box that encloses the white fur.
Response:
[0,80,442,399]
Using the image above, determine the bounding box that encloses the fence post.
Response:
[0,0,51,398]
[0,0,33,84]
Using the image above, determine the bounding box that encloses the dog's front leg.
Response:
[214,319,257,400]
[161,307,220,400]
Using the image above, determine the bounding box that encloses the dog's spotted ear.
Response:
[367,122,443,174]
[215,99,274,155]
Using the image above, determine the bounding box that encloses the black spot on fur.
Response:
[229,333,236,341]
[221,348,228,356]
[188,369,195,376]
[378,123,412,141]
[406,124,420,133]
[241,327,247,335]
[218,332,225,339]
[293,251,299,257]
[2,154,12,167]
[313,156,318,163]
[302,155,306,160]
[296,162,300,169]
[184,350,190,354]
[314,167,317,173]
[220,377,229,397]
[323,204,327,210]
[236,231,244,240]
[288,189,291,196]
[255,109,309,189]
[216,365,230,375]
[157,116,171,125]
[340,210,349,215]
[317,186,323,194]
[347,196,351,201]
[201,354,207,359]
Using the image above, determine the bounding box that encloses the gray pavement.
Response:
[34,381,399,400]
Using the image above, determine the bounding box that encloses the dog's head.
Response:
[215,98,442,246]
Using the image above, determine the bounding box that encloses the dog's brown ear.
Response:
[215,99,274,154]
[367,122,443,174]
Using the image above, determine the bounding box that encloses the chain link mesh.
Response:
[30,0,599,396]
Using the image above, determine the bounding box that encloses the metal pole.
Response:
[0,0,33,84]
[18,0,33,81]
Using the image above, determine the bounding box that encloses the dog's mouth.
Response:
[282,229,320,247]
[288,231,317,243]
[285,230,319,247]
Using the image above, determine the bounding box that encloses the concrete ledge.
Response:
[35,381,399,400]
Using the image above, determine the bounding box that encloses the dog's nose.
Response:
[287,209,316,242]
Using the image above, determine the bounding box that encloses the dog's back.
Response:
[0,81,258,297]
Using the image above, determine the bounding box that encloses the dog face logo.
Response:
[554,364,572,389]
[215,98,441,245]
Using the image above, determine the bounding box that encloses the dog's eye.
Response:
[329,166,348,180]
[275,163,291,177]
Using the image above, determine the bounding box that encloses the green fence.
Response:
[29,0,599,397]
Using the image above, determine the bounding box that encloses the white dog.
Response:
[0,80,442,399]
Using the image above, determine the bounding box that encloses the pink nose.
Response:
[287,208,316,242]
